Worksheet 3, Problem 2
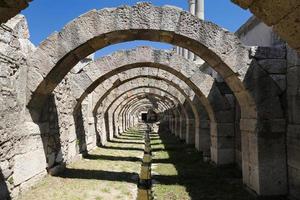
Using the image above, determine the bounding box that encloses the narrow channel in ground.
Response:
[137,123,153,200]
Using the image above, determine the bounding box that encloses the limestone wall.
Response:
[236,16,300,199]
[0,14,39,199]
[0,14,97,199]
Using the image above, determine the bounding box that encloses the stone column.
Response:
[179,47,183,57]
[208,85,236,165]
[188,0,196,61]
[176,46,180,54]
[196,0,204,19]
[195,0,205,64]
[183,48,189,59]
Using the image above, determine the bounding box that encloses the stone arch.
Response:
[113,92,177,134]
[90,65,198,113]
[95,81,193,145]
[114,93,171,128]
[70,63,237,162]
[24,3,286,195]
[111,91,185,141]
[124,97,167,123]
[112,91,180,136]
[65,47,214,122]
[26,3,250,120]
[90,75,203,146]
[95,91,178,146]
[121,94,184,138]
[104,89,184,141]
[111,81,198,143]
[61,48,214,155]
[60,48,214,153]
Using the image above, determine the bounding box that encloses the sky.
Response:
[21,0,251,58]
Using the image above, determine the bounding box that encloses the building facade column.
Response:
[183,48,189,59]
[195,0,205,64]
[176,46,180,54]
[196,0,204,19]
[188,0,196,61]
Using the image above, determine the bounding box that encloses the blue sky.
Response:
[22,0,251,58]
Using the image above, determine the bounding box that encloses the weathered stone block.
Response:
[257,129,287,195]
[249,0,300,25]
[250,46,286,59]
[16,135,45,155]
[258,59,287,74]
[231,0,254,9]
[13,148,47,185]
[67,124,76,142]
[273,5,300,50]
[67,140,78,161]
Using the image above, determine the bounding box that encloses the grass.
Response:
[17,125,265,200]
[18,128,144,200]
[151,129,256,200]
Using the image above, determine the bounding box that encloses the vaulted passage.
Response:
[17,124,258,200]
[0,1,300,200]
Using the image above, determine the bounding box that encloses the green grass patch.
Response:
[18,128,144,200]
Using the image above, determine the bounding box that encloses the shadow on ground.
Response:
[58,168,138,183]
[17,128,144,200]
[150,122,266,200]
[85,154,142,162]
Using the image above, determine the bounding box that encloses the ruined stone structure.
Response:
[232,0,300,54]
[0,1,300,200]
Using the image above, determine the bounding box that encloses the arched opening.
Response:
[23,3,285,196]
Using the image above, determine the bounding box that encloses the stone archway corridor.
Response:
[1,0,300,200]
[17,123,256,200]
